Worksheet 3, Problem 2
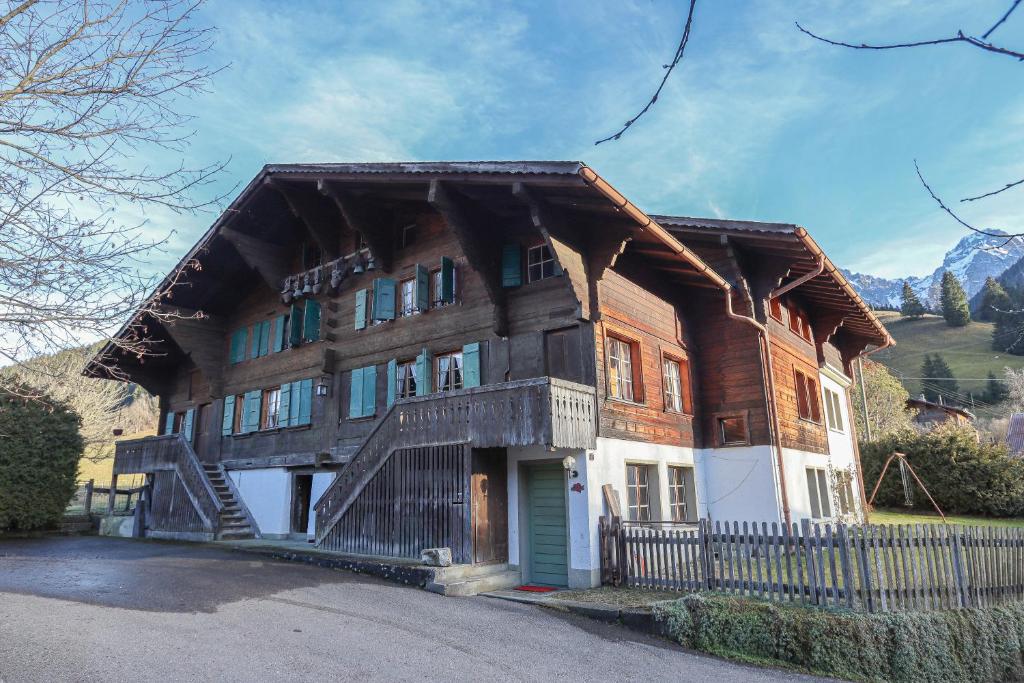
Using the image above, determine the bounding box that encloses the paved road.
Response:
[0,536,826,682]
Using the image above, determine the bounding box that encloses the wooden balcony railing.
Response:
[314,377,597,546]
[113,434,223,531]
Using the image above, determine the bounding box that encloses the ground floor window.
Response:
[718,415,748,446]
[395,359,417,399]
[806,467,832,519]
[625,463,652,521]
[668,465,697,523]
[435,350,463,392]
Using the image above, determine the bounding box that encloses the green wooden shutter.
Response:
[289,303,304,347]
[258,320,271,357]
[501,244,521,287]
[230,328,247,364]
[183,408,195,442]
[164,411,174,435]
[414,265,430,312]
[279,382,293,427]
[354,289,368,330]
[272,315,286,353]
[463,342,481,389]
[441,256,455,303]
[362,365,377,417]
[298,378,313,425]
[288,381,301,426]
[415,348,431,396]
[221,396,235,435]
[303,300,321,342]
[249,324,260,360]
[243,390,261,433]
[386,359,397,407]
[349,367,364,418]
[373,278,396,321]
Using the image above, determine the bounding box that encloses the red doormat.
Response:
[515,585,558,593]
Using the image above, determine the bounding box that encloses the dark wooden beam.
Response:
[266,179,341,260]
[512,182,589,320]
[218,227,290,294]
[586,224,633,320]
[318,180,394,272]
[428,179,508,337]
[155,306,227,397]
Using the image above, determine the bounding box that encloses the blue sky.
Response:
[142,0,1024,280]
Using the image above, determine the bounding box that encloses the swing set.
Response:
[867,451,946,523]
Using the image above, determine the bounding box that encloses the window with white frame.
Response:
[432,268,456,307]
[435,351,463,392]
[527,244,557,282]
[395,360,417,399]
[607,336,636,401]
[668,465,696,523]
[805,467,832,519]
[400,278,416,317]
[261,387,281,430]
[824,387,845,432]
[663,357,683,412]
[626,464,652,521]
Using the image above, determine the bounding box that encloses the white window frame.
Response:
[399,278,416,317]
[667,465,695,523]
[435,350,463,392]
[824,387,845,433]
[607,337,635,402]
[527,244,556,282]
[625,463,652,522]
[805,467,832,519]
[662,357,683,413]
[396,360,417,399]
[261,387,281,430]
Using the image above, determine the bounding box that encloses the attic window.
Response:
[718,415,749,446]
[527,244,557,282]
[402,223,417,249]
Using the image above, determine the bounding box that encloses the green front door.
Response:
[526,464,568,587]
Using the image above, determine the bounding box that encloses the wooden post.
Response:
[132,484,147,538]
[83,479,94,516]
[106,473,118,516]
[698,518,712,591]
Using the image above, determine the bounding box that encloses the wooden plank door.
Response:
[472,448,508,564]
[193,403,215,462]
[526,464,568,587]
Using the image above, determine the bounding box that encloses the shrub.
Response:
[0,388,83,531]
[860,426,1024,517]
[655,593,1024,683]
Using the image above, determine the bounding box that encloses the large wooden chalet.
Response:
[87,161,892,590]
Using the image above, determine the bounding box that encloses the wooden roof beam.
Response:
[218,227,290,295]
[319,180,393,272]
[155,306,227,397]
[428,180,508,337]
[265,179,341,260]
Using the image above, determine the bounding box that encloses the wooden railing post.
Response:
[698,518,712,591]
[106,473,118,516]
[83,479,94,516]
[951,526,969,608]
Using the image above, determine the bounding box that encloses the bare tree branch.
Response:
[595,0,697,145]
[984,0,1022,39]
[961,176,1024,203]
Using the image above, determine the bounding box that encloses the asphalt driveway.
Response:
[0,536,827,682]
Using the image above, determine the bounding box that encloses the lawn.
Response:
[870,507,1024,529]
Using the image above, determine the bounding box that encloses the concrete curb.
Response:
[481,591,672,637]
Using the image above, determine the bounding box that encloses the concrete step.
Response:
[425,568,521,597]
[431,562,510,583]
[219,530,254,540]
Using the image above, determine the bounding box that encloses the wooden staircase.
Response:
[202,463,260,540]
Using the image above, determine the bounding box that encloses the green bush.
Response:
[861,427,1024,517]
[655,593,1024,683]
[0,388,83,531]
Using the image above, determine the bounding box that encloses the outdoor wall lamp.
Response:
[562,454,578,479]
[315,377,331,397]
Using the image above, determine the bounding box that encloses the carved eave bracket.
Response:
[318,180,393,272]
[219,226,291,295]
[266,179,341,260]
[428,179,508,337]
[155,306,227,397]
[512,182,590,321]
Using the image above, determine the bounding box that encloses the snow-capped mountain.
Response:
[841,231,1024,309]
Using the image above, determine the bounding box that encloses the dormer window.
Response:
[527,244,557,282]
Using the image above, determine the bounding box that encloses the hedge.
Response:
[861,427,1024,517]
[655,593,1024,683]
[0,388,83,531]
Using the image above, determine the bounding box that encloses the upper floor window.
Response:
[794,370,822,423]
[625,464,652,521]
[261,387,281,430]
[435,350,463,392]
[787,302,813,343]
[231,393,244,433]
[395,359,417,399]
[432,263,457,307]
[718,415,748,446]
[824,387,845,432]
[607,336,638,402]
[806,467,832,519]
[400,278,416,317]
[769,297,783,321]
[401,223,417,249]
[662,356,692,414]
[527,244,557,282]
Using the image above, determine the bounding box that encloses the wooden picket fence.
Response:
[598,517,1024,613]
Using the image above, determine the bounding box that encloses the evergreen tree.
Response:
[983,370,1010,404]
[940,271,971,327]
[919,355,937,401]
[926,354,960,404]
[977,276,1012,322]
[900,281,927,318]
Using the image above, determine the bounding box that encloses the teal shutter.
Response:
[362,366,377,417]
[415,348,431,396]
[272,314,286,353]
[279,382,293,427]
[441,256,455,303]
[298,378,313,426]
[183,408,195,442]
[243,390,261,433]
[355,289,368,330]
[463,342,481,389]
[288,381,301,426]
[289,303,304,347]
[349,367,364,418]
[258,320,271,356]
[303,300,321,342]
[230,328,247,363]
[414,264,430,312]
[221,396,235,435]
[164,411,174,435]
[386,359,397,407]
[501,244,521,287]
[373,278,396,321]
[249,324,260,359]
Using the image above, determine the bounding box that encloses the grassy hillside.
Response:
[871,311,1024,400]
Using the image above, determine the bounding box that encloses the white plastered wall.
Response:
[229,468,291,537]
[698,444,783,525]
